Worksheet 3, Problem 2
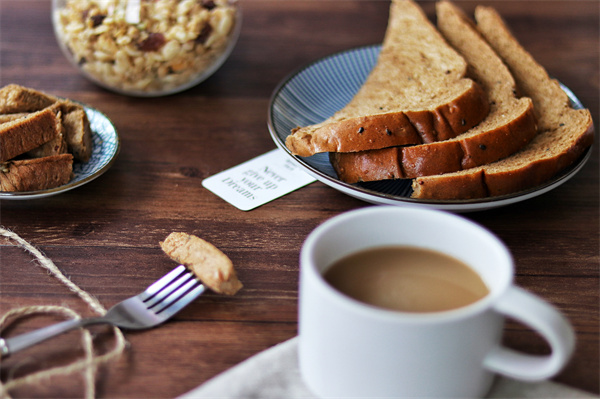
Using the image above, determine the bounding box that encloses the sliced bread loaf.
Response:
[411,5,594,199]
[331,0,538,183]
[285,0,490,157]
[0,154,73,192]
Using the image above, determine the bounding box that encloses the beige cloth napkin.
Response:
[178,337,597,399]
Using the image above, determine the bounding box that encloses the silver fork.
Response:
[0,265,205,357]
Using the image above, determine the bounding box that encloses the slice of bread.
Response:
[411,5,594,199]
[0,84,93,162]
[331,1,538,183]
[0,103,69,159]
[0,154,73,192]
[285,0,490,157]
[0,107,61,162]
[25,106,69,159]
[0,84,57,113]
[61,105,93,162]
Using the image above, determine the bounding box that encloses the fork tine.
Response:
[155,284,206,319]
[139,265,187,301]
[150,277,199,312]
[143,271,195,308]
[146,278,198,313]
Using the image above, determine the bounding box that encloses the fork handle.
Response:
[0,317,101,357]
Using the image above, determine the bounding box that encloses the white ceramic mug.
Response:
[298,206,575,398]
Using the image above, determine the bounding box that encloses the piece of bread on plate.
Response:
[0,84,93,162]
[0,84,57,113]
[0,154,73,192]
[411,5,594,199]
[24,103,69,159]
[284,0,490,157]
[0,107,62,162]
[61,103,93,162]
[331,1,538,183]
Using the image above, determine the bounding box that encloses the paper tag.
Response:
[202,149,317,211]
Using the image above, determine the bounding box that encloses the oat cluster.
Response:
[54,0,238,95]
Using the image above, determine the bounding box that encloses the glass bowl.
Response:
[52,0,241,97]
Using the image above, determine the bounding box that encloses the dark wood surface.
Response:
[1,1,598,397]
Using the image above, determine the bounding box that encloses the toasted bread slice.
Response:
[0,84,57,113]
[331,0,538,183]
[61,105,93,162]
[284,0,490,157]
[410,5,594,199]
[0,107,62,162]
[0,84,93,162]
[0,154,73,192]
[23,103,68,159]
[0,103,69,159]
[160,232,243,296]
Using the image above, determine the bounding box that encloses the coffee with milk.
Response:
[324,246,489,313]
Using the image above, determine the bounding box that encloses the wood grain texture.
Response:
[0,1,598,397]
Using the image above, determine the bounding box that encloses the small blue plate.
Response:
[1,105,120,200]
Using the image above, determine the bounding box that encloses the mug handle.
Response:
[483,286,576,381]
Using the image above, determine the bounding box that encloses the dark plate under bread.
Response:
[267,45,592,212]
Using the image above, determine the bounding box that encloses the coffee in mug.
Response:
[298,206,575,398]
[323,246,489,313]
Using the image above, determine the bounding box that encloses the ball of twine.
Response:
[0,227,127,399]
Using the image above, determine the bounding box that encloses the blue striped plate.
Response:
[267,45,591,212]
[1,104,120,200]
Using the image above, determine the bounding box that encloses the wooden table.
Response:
[1,1,598,397]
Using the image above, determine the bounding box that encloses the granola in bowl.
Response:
[52,0,240,96]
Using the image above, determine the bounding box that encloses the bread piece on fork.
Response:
[161,232,243,296]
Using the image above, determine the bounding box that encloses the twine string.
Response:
[0,227,126,399]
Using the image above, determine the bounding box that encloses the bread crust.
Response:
[0,154,73,192]
[411,121,594,199]
[287,81,489,157]
[332,99,537,182]
[412,169,489,199]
